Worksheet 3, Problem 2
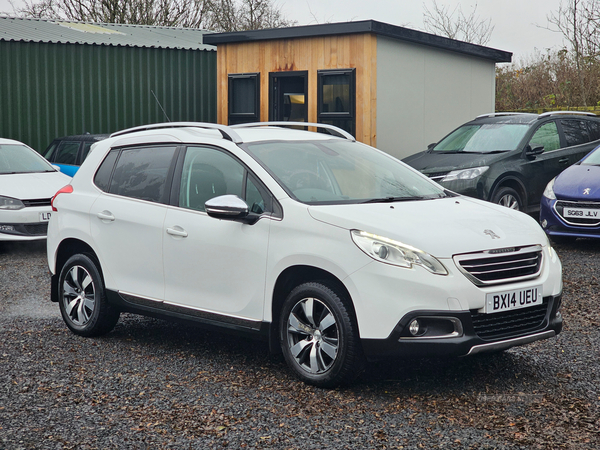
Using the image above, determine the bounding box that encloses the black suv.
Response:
[402,112,600,212]
[43,133,109,176]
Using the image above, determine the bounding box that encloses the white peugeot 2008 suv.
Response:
[47,122,563,387]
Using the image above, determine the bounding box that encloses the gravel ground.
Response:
[0,239,599,449]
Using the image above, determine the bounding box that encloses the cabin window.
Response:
[228,73,260,125]
[317,69,356,136]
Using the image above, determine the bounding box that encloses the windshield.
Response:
[433,123,529,153]
[582,146,600,166]
[245,139,447,204]
[0,144,55,174]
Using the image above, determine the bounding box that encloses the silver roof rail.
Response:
[538,110,597,118]
[232,121,356,141]
[476,112,532,119]
[110,122,243,143]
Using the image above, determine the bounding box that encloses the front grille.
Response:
[554,200,600,226]
[24,223,48,235]
[471,299,549,340]
[426,171,450,181]
[0,223,48,236]
[454,246,543,286]
[22,198,52,207]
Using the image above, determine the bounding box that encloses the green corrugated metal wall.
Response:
[0,40,217,152]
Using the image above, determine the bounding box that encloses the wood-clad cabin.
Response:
[204,20,511,160]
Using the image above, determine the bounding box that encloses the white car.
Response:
[47,122,563,387]
[0,138,71,241]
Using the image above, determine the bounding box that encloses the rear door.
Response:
[521,120,567,207]
[89,145,178,300]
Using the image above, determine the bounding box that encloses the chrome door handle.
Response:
[166,226,188,238]
[558,157,569,164]
[96,211,115,222]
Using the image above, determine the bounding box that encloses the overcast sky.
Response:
[0,0,567,63]
[279,0,566,63]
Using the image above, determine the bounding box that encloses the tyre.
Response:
[491,186,523,211]
[279,281,364,388]
[58,254,119,337]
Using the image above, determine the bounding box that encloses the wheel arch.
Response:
[268,265,356,354]
[488,175,528,207]
[51,239,103,303]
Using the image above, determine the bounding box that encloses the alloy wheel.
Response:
[62,265,96,326]
[286,297,339,374]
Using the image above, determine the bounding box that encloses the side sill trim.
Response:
[113,291,263,331]
[466,330,556,356]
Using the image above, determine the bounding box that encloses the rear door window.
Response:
[94,146,177,203]
[561,119,591,146]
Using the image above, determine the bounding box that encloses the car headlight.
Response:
[351,230,448,275]
[442,166,489,182]
[543,177,556,200]
[0,196,25,210]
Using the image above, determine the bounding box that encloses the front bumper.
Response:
[361,293,562,359]
[0,206,52,241]
[540,196,600,239]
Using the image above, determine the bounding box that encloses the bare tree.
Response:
[547,0,600,105]
[423,0,494,45]
[13,0,294,30]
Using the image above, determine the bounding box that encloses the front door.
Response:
[269,71,308,124]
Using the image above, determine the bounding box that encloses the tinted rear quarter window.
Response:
[94,150,119,192]
[587,120,600,141]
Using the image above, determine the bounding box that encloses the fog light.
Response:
[0,225,15,232]
[409,319,421,336]
[541,219,547,228]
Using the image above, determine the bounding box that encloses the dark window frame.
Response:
[268,70,309,123]
[228,73,261,125]
[317,68,356,136]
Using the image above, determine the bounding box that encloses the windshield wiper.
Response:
[362,196,430,204]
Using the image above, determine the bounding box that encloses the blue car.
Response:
[540,144,600,243]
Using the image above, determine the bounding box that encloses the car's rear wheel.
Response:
[280,281,364,388]
[492,186,523,211]
[58,254,119,337]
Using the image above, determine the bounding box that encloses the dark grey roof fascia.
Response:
[203,19,512,63]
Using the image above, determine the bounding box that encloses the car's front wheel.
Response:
[279,281,364,388]
[492,186,523,211]
[58,254,119,337]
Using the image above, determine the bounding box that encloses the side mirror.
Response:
[205,195,259,224]
[524,144,544,160]
[52,164,61,172]
[427,143,437,151]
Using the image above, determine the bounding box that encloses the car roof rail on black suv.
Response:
[476,112,532,119]
[537,110,597,118]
